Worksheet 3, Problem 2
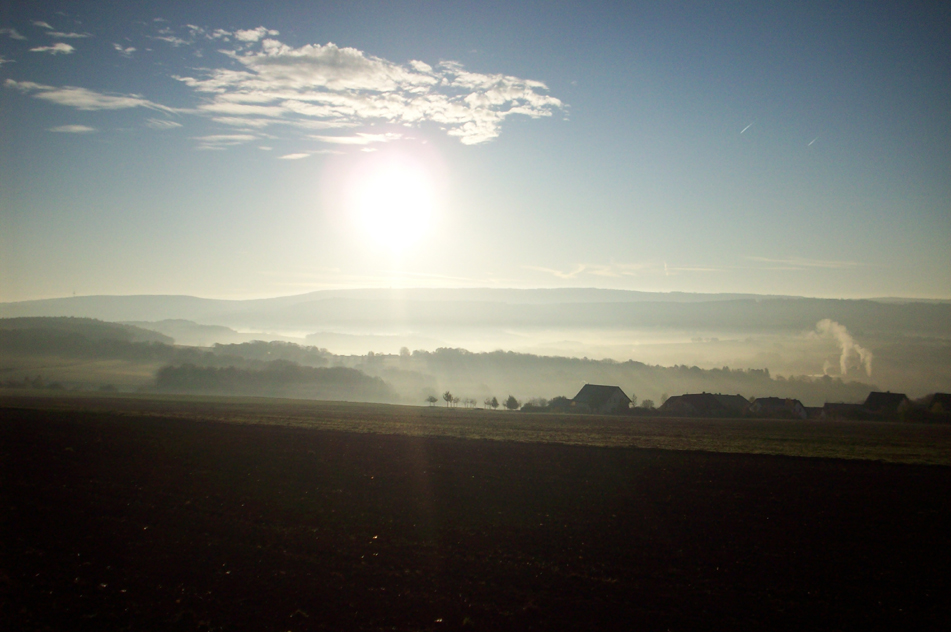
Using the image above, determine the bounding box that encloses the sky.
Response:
[1,0,949,301]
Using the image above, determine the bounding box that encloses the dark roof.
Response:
[751,397,803,409]
[920,393,951,409]
[712,394,750,412]
[660,393,730,415]
[863,391,910,412]
[572,384,631,409]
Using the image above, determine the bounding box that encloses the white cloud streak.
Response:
[29,42,74,55]
[50,31,91,39]
[278,152,310,160]
[191,133,258,150]
[49,124,96,133]
[310,132,401,145]
[527,261,718,279]
[746,256,863,270]
[5,79,176,112]
[145,118,182,130]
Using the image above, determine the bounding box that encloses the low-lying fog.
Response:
[3,289,949,401]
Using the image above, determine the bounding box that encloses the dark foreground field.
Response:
[2,406,950,630]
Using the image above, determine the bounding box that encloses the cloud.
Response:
[5,79,175,112]
[0,56,12,67]
[174,37,563,144]
[234,27,279,42]
[527,261,714,280]
[50,32,91,39]
[49,124,96,133]
[145,118,182,130]
[278,152,310,160]
[1,27,27,40]
[29,42,74,55]
[310,132,401,145]
[191,133,258,150]
[815,319,873,377]
[113,43,136,56]
[33,21,53,29]
[152,34,188,46]
[746,256,862,270]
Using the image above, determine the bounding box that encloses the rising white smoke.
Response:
[816,319,873,377]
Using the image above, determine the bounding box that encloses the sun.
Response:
[347,152,437,252]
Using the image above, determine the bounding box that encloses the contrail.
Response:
[740,123,753,134]
[808,137,818,146]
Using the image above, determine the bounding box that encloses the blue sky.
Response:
[2,1,948,301]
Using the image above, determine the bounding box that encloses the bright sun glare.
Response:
[348,154,436,252]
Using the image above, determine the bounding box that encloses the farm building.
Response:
[748,397,807,419]
[863,392,913,415]
[571,384,631,414]
[659,393,749,417]
[919,393,951,414]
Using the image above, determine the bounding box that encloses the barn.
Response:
[571,384,632,414]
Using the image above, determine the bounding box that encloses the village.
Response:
[499,384,951,422]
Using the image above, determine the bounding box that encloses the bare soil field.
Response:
[2,394,950,630]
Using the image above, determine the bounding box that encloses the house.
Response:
[748,397,807,419]
[919,393,951,414]
[863,391,913,415]
[659,393,748,417]
[571,384,631,414]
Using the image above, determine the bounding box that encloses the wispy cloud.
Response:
[145,118,182,130]
[310,132,402,145]
[0,55,12,67]
[49,124,96,133]
[174,36,563,145]
[152,34,188,46]
[527,261,720,280]
[29,42,74,55]
[113,43,136,57]
[1,27,27,40]
[278,152,310,160]
[50,31,91,39]
[191,133,258,150]
[33,21,53,29]
[746,256,863,270]
[5,79,175,112]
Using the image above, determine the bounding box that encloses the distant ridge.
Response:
[2,289,950,337]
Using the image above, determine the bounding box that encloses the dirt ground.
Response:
[2,406,950,631]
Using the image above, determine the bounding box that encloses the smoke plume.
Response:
[816,319,873,377]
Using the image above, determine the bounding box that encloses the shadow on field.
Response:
[2,408,949,631]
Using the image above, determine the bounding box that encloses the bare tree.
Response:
[443,391,453,407]
[426,395,438,406]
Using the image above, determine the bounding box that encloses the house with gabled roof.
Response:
[863,391,913,415]
[659,392,748,417]
[571,384,631,414]
[919,393,951,414]
[748,397,807,419]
